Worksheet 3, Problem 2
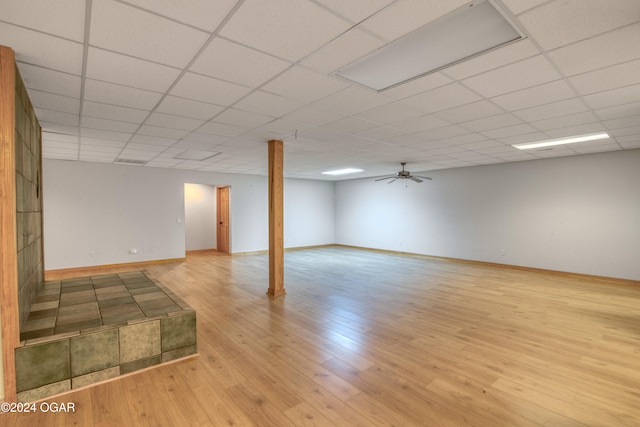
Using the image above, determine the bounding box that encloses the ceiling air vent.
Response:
[114,158,148,165]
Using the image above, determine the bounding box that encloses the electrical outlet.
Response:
[129,249,138,254]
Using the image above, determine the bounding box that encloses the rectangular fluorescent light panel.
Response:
[322,168,363,176]
[336,0,521,91]
[512,132,610,150]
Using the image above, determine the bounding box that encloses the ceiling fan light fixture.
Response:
[322,168,364,176]
[512,132,610,150]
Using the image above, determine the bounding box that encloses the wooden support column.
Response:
[0,45,19,402]
[267,139,285,297]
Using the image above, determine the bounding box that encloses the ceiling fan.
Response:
[374,162,432,184]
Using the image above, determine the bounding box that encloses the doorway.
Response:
[216,186,230,254]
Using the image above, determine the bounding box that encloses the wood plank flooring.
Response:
[3,247,640,426]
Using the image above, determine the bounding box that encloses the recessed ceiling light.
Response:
[335,0,522,91]
[322,168,364,176]
[512,132,610,150]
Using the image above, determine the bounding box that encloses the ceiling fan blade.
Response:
[414,175,433,180]
[387,178,398,184]
[374,176,395,181]
[409,177,423,183]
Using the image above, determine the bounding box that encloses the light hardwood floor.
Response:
[3,247,640,426]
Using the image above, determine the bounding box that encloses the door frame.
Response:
[216,186,230,254]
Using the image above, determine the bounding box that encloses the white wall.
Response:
[285,179,335,248]
[184,183,217,251]
[42,160,335,269]
[335,149,640,281]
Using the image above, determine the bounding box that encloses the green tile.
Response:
[120,355,162,375]
[17,379,71,403]
[15,340,70,392]
[59,289,96,306]
[98,296,135,308]
[54,319,102,335]
[70,329,119,377]
[162,345,197,363]
[72,367,119,389]
[119,320,161,363]
[142,304,182,317]
[102,311,145,326]
[161,311,196,352]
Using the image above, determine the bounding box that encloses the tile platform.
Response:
[15,271,197,402]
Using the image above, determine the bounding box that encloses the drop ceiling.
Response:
[2,0,639,180]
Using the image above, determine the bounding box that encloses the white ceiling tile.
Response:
[86,47,181,93]
[512,98,588,122]
[415,125,471,141]
[604,114,640,130]
[391,114,450,133]
[283,105,347,127]
[462,113,522,132]
[547,23,640,76]
[198,121,248,138]
[441,133,489,146]
[481,123,537,139]
[357,126,406,141]
[80,129,132,141]
[81,139,126,149]
[18,63,81,97]
[42,132,78,143]
[583,83,640,110]
[501,0,548,15]
[459,139,503,151]
[381,72,452,100]
[129,134,179,147]
[434,100,505,124]
[594,101,640,121]
[90,0,209,67]
[123,142,167,153]
[517,0,640,50]
[117,149,158,161]
[219,0,351,62]
[34,109,79,127]
[257,119,314,137]
[491,80,576,111]
[190,38,291,87]
[299,127,342,142]
[401,83,482,114]
[531,112,599,132]
[40,122,80,137]
[571,142,622,155]
[322,117,380,134]
[121,0,237,31]
[313,0,393,23]
[545,123,608,138]
[262,66,349,103]
[314,86,392,115]
[29,90,80,115]
[144,112,205,131]
[213,108,274,128]
[136,125,190,139]
[170,72,252,106]
[301,29,385,74]
[1,23,83,75]
[82,101,149,124]
[83,79,163,110]
[361,0,468,42]
[569,59,640,96]
[155,96,224,120]
[356,102,424,125]
[610,125,640,138]
[462,55,561,98]
[234,91,304,118]
[1,0,86,41]
[443,39,540,80]
[81,116,139,133]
